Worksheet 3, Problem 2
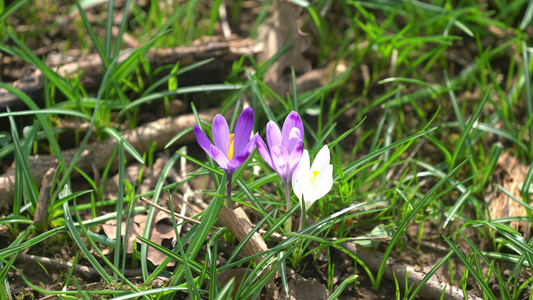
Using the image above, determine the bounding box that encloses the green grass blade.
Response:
[443,235,496,300]
[0,0,28,23]
[168,198,202,299]
[3,30,77,101]
[215,278,235,300]
[117,84,241,119]
[62,200,113,282]
[103,127,143,164]
[520,1,533,30]
[112,0,132,57]
[339,128,436,182]
[443,187,472,228]
[522,44,533,158]
[165,127,194,149]
[74,0,109,68]
[375,157,471,289]
[8,108,38,209]
[113,139,125,280]
[140,151,180,279]
[105,0,115,59]
[449,88,491,171]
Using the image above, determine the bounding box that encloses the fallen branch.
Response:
[342,243,483,300]
[0,36,263,109]
[15,253,143,278]
[0,106,220,208]
[218,206,277,295]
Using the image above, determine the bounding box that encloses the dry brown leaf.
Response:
[486,151,532,238]
[101,210,176,266]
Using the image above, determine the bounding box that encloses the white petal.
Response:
[292,150,309,202]
[311,164,333,200]
[311,145,330,174]
[303,187,320,210]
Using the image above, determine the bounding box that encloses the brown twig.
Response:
[15,253,142,278]
[137,196,208,227]
[341,243,483,300]
[33,168,56,225]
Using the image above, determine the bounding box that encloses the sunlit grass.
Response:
[0,0,532,298]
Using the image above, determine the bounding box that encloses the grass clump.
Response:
[0,0,533,299]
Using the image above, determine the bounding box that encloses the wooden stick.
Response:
[0,36,263,109]
[342,243,483,300]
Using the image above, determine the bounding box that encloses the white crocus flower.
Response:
[292,145,333,212]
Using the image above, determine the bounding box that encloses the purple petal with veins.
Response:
[212,114,230,156]
[271,145,290,180]
[209,144,229,169]
[256,136,274,169]
[289,140,304,170]
[227,133,257,173]
[233,108,254,155]
[266,121,282,151]
[287,127,301,154]
[194,126,213,154]
[282,111,304,146]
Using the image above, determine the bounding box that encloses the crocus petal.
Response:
[233,108,254,155]
[212,114,230,156]
[311,145,331,175]
[247,133,258,152]
[194,126,214,154]
[256,136,274,169]
[288,140,304,170]
[314,164,333,193]
[227,151,249,173]
[287,127,302,154]
[304,164,333,209]
[209,144,229,170]
[271,145,290,179]
[282,111,304,146]
[292,149,310,202]
[266,121,282,151]
[228,150,251,171]
[228,134,257,172]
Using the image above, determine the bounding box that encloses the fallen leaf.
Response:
[101,210,176,266]
[486,151,532,238]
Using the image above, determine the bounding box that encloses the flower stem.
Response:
[226,173,233,208]
[298,202,306,232]
[284,181,292,233]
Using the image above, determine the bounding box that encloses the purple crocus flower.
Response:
[194,108,257,176]
[257,111,304,231]
[256,111,305,185]
[256,111,304,232]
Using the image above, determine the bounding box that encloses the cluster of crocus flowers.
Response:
[194,108,332,231]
